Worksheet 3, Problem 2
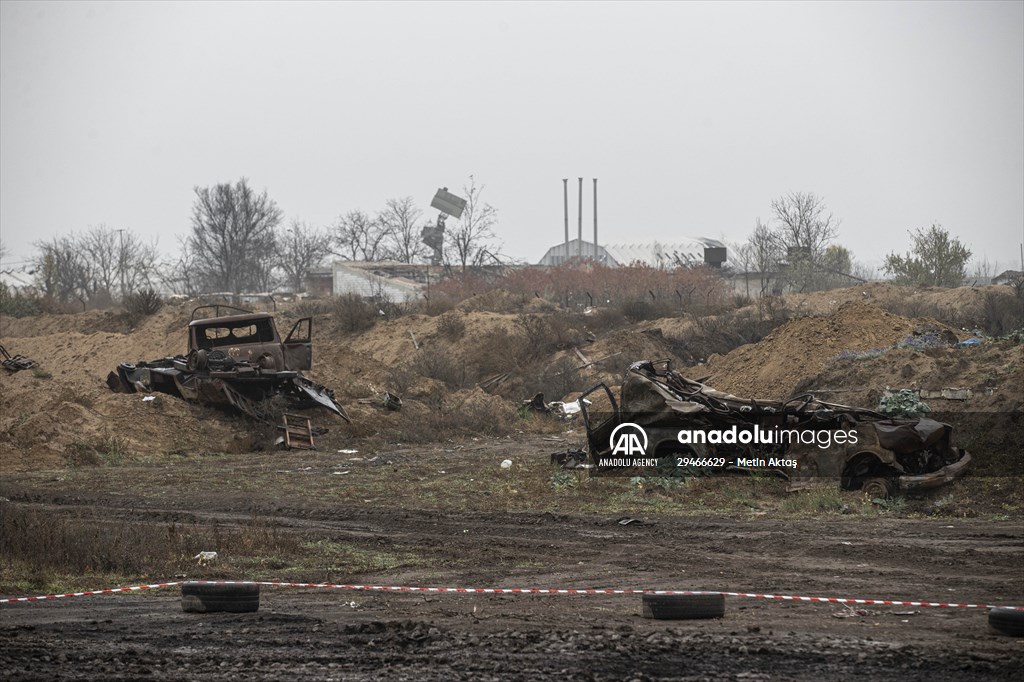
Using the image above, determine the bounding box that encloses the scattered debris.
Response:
[193,551,218,565]
[0,345,39,372]
[918,388,972,401]
[521,393,590,419]
[522,393,549,413]
[577,351,622,370]
[550,449,589,468]
[500,459,513,469]
[478,372,512,391]
[358,391,403,410]
[617,517,642,526]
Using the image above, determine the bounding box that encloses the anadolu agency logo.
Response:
[609,422,648,456]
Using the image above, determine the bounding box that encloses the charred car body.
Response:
[107,305,349,422]
[579,360,970,497]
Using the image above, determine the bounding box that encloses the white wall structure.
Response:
[331,261,423,301]
[538,238,736,268]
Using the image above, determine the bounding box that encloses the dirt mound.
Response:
[0,302,284,471]
[692,301,954,401]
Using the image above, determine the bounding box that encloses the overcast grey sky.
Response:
[2,0,1022,272]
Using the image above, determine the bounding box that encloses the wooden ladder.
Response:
[279,414,315,450]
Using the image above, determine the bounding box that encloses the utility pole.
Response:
[116,228,126,300]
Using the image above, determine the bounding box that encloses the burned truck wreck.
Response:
[579,360,970,497]
[107,305,349,422]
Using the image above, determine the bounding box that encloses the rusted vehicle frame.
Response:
[108,308,348,422]
[579,360,970,495]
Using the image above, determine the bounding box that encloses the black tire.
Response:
[988,607,1024,637]
[862,477,897,500]
[181,582,260,613]
[641,593,725,620]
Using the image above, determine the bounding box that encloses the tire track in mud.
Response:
[2,597,1021,681]
[5,492,1022,607]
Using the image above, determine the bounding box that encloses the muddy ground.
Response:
[2,283,1022,679]
[1,438,1022,681]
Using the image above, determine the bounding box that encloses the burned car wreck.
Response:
[107,305,349,422]
[579,360,970,497]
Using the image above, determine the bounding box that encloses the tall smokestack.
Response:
[577,177,583,259]
[562,179,569,263]
[593,178,598,262]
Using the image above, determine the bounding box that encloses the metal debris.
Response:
[1,345,39,372]
[107,306,349,422]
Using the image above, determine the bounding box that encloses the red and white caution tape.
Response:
[1,579,1020,610]
[0,581,182,603]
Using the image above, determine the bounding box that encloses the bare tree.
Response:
[33,235,90,303]
[158,237,201,297]
[380,196,425,263]
[79,226,120,301]
[768,192,839,291]
[446,175,501,274]
[187,178,282,294]
[770,192,839,257]
[332,210,392,261]
[76,225,161,300]
[746,219,782,296]
[277,220,333,293]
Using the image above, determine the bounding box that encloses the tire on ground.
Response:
[181,582,260,613]
[861,477,896,500]
[988,607,1024,636]
[641,593,725,620]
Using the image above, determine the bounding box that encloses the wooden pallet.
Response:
[278,413,315,450]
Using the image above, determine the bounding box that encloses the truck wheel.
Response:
[989,607,1024,636]
[186,349,208,372]
[181,582,259,613]
[861,477,896,500]
[641,593,725,620]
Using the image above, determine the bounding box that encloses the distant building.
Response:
[538,238,734,268]
[0,269,35,294]
[331,261,423,301]
[993,270,1024,286]
[303,268,334,296]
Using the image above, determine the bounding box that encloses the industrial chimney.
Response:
[562,179,569,263]
[577,177,583,259]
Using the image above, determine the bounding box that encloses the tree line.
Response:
[14,175,502,304]
[5,184,978,308]
[733,191,973,294]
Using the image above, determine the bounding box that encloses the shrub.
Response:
[123,287,163,320]
[981,290,1024,337]
[878,389,930,418]
[331,293,379,333]
[437,311,466,340]
[408,348,468,390]
[0,282,43,317]
[531,357,583,403]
